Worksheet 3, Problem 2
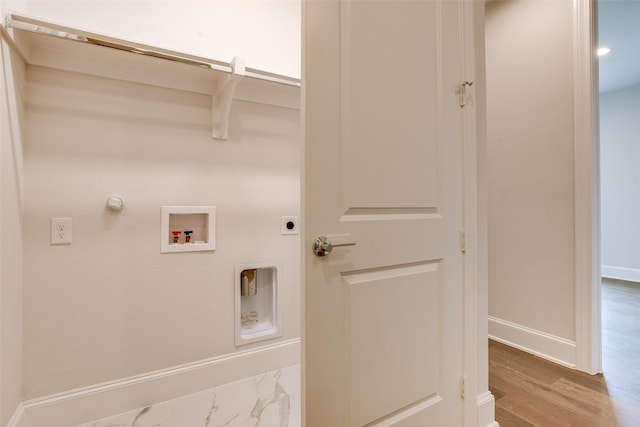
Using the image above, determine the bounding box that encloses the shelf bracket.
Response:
[212,56,245,140]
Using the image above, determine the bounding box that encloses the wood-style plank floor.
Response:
[490,279,640,426]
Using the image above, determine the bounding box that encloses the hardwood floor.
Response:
[489,279,640,426]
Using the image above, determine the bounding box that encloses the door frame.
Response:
[461,1,496,426]
[463,1,501,425]
[573,0,602,375]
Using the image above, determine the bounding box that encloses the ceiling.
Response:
[598,0,640,94]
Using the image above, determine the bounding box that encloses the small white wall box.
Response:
[161,206,216,253]
[235,262,282,346]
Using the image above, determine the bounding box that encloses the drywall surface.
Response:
[1,0,27,13]
[0,39,25,426]
[24,0,301,79]
[600,84,640,276]
[22,66,300,399]
[486,0,576,341]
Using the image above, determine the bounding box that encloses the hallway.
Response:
[490,279,640,426]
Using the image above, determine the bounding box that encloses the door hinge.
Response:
[459,230,466,253]
[460,375,467,399]
[458,81,474,107]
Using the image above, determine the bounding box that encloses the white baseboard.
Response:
[6,404,25,427]
[602,265,640,283]
[20,338,300,427]
[476,391,497,427]
[488,316,576,368]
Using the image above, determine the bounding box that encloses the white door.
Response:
[304,0,466,426]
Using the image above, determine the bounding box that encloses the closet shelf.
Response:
[0,11,301,139]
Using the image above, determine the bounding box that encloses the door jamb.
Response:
[573,0,602,375]
[462,1,497,426]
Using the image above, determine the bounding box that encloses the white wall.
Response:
[22,64,300,400]
[0,1,302,424]
[0,0,27,13]
[0,34,26,427]
[600,84,640,281]
[23,0,301,79]
[486,0,577,364]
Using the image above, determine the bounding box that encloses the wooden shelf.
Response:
[2,12,301,139]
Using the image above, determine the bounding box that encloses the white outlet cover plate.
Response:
[51,218,72,244]
[281,216,299,235]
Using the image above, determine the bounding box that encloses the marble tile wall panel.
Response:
[74,364,300,427]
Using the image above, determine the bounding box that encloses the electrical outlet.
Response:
[281,216,299,235]
[51,218,72,244]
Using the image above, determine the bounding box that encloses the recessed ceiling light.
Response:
[597,47,611,56]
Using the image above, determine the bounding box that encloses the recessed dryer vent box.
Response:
[161,206,216,253]
[235,262,282,346]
